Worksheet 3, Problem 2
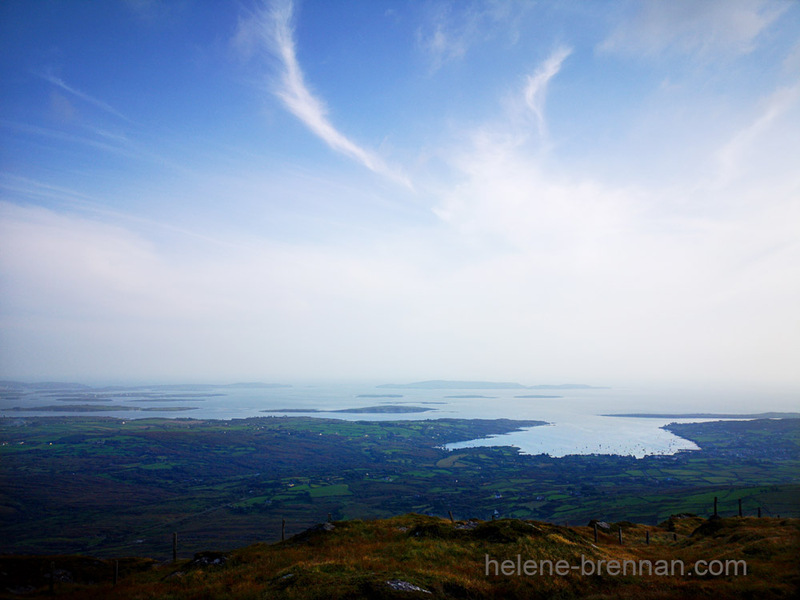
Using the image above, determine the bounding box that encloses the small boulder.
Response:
[386,579,432,594]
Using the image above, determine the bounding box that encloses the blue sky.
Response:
[1,0,798,387]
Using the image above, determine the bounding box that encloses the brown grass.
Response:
[1,514,797,599]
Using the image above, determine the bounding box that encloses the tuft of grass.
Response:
[1,514,797,599]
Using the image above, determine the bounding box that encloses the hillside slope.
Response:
[1,514,798,599]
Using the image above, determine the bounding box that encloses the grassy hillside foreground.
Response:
[2,514,798,599]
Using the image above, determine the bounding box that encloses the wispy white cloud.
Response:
[0,174,102,206]
[38,72,131,122]
[425,48,800,386]
[236,0,411,187]
[0,118,189,175]
[524,46,572,136]
[0,119,130,156]
[419,22,467,70]
[416,1,526,72]
[0,175,231,248]
[715,83,800,188]
[599,0,785,57]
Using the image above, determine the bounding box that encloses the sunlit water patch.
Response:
[444,417,707,458]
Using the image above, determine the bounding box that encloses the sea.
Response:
[1,382,797,459]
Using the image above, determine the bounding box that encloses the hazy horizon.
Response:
[2,1,799,388]
[4,377,799,400]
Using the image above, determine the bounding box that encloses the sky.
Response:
[0,0,799,388]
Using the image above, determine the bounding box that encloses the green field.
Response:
[1,416,798,559]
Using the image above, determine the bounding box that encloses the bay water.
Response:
[1,382,796,458]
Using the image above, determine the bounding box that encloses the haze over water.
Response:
[3,382,796,458]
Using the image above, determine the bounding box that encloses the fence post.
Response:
[645,530,650,545]
[593,523,598,543]
[758,507,762,518]
[713,496,718,517]
[448,511,454,523]
[673,533,677,541]
[281,519,286,541]
[618,527,623,545]
[173,532,177,562]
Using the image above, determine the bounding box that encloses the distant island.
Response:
[604,412,800,419]
[261,405,435,414]
[378,380,527,389]
[0,381,92,391]
[8,404,197,412]
[0,381,291,392]
[378,380,608,390]
[444,395,496,398]
[528,384,610,390]
[334,405,435,414]
[356,394,403,398]
[144,382,291,391]
[50,397,209,403]
[514,395,563,398]
[260,408,319,413]
[125,398,209,402]
[53,397,108,402]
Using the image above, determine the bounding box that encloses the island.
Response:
[261,405,436,414]
[528,384,610,390]
[604,412,800,419]
[333,406,435,414]
[378,380,527,390]
[143,382,291,391]
[378,380,608,390]
[7,404,198,412]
